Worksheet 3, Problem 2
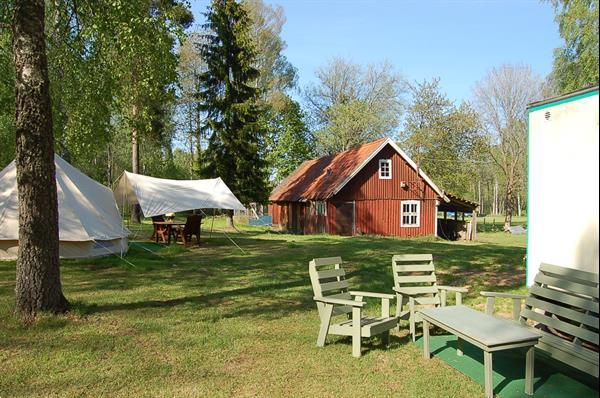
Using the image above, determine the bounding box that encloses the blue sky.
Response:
[190,0,562,103]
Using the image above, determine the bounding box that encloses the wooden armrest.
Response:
[349,291,395,299]
[480,291,527,299]
[313,296,365,307]
[437,285,468,293]
[480,291,526,320]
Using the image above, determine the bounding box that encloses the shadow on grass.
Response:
[75,277,314,318]
[1,230,527,326]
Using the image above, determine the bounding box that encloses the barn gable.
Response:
[269,138,446,202]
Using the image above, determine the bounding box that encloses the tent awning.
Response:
[113,172,246,218]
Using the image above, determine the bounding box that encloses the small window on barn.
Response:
[379,159,392,179]
[401,200,420,227]
[315,201,327,216]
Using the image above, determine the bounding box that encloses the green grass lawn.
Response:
[0,219,531,397]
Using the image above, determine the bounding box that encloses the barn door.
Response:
[335,201,355,236]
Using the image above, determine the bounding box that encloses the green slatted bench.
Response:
[482,263,599,378]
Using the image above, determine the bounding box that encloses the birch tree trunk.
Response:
[13,0,69,317]
[130,103,141,223]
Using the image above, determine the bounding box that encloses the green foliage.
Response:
[305,58,406,155]
[243,0,297,109]
[0,31,15,168]
[264,99,313,184]
[401,79,485,198]
[176,31,206,179]
[549,0,599,93]
[6,0,191,184]
[314,99,387,155]
[199,0,269,204]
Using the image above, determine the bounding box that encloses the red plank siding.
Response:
[269,142,441,237]
[332,144,438,237]
[334,145,437,202]
[353,199,436,236]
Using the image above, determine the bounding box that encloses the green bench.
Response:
[482,263,599,378]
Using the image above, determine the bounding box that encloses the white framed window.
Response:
[401,200,420,227]
[379,159,392,179]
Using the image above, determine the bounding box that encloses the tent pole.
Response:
[92,239,136,267]
[210,208,215,238]
[201,209,245,254]
[121,183,125,259]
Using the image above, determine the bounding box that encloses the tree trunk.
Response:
[492,178,497,215]
[504,178,514,231]
[130,103,141,223]
[13,0,69,318]
[225,209,234,228]
[188,103,194,179]
[194,101,202,178]
[106,144,113,187]
[478,179,483,215]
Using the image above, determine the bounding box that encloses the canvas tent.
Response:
[113,171,245,217]
[0,155,129,260]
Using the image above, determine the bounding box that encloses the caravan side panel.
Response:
[527,91,599,285]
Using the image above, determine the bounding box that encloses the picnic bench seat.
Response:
[482,263,599,378]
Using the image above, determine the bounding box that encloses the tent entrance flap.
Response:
[114,171,245,217]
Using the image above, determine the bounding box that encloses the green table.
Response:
[419,306,540,398]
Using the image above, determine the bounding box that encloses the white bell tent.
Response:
[0,155,129,260]
[113,171,245,217]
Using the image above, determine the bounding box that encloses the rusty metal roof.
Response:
[438,192,479,213]
[269,138,388,201]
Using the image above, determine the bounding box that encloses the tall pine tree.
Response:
[199,0,268,226]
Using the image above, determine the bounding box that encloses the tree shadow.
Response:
[1,230,528,332]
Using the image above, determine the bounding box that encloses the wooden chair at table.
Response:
[392,254,468,341]
[151,215,170,243]
[175,215,202,245]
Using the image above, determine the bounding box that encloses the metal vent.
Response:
[545,111,551,120]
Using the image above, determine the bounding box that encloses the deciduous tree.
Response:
[265,100,313,183]
[549,0,599,93]
[243,0,296,110]
[304,57,406,155]
[12,0,69,318]
[401,79,485,198]
[473,64,544,230]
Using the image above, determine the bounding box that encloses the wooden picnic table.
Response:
[419,305,541,398]
[152,221,186,244]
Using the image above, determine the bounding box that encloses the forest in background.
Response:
[1,0,598,223]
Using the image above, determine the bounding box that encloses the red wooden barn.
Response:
[268,137,477,238]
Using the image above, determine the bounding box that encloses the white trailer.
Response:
[527,86,599,285]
